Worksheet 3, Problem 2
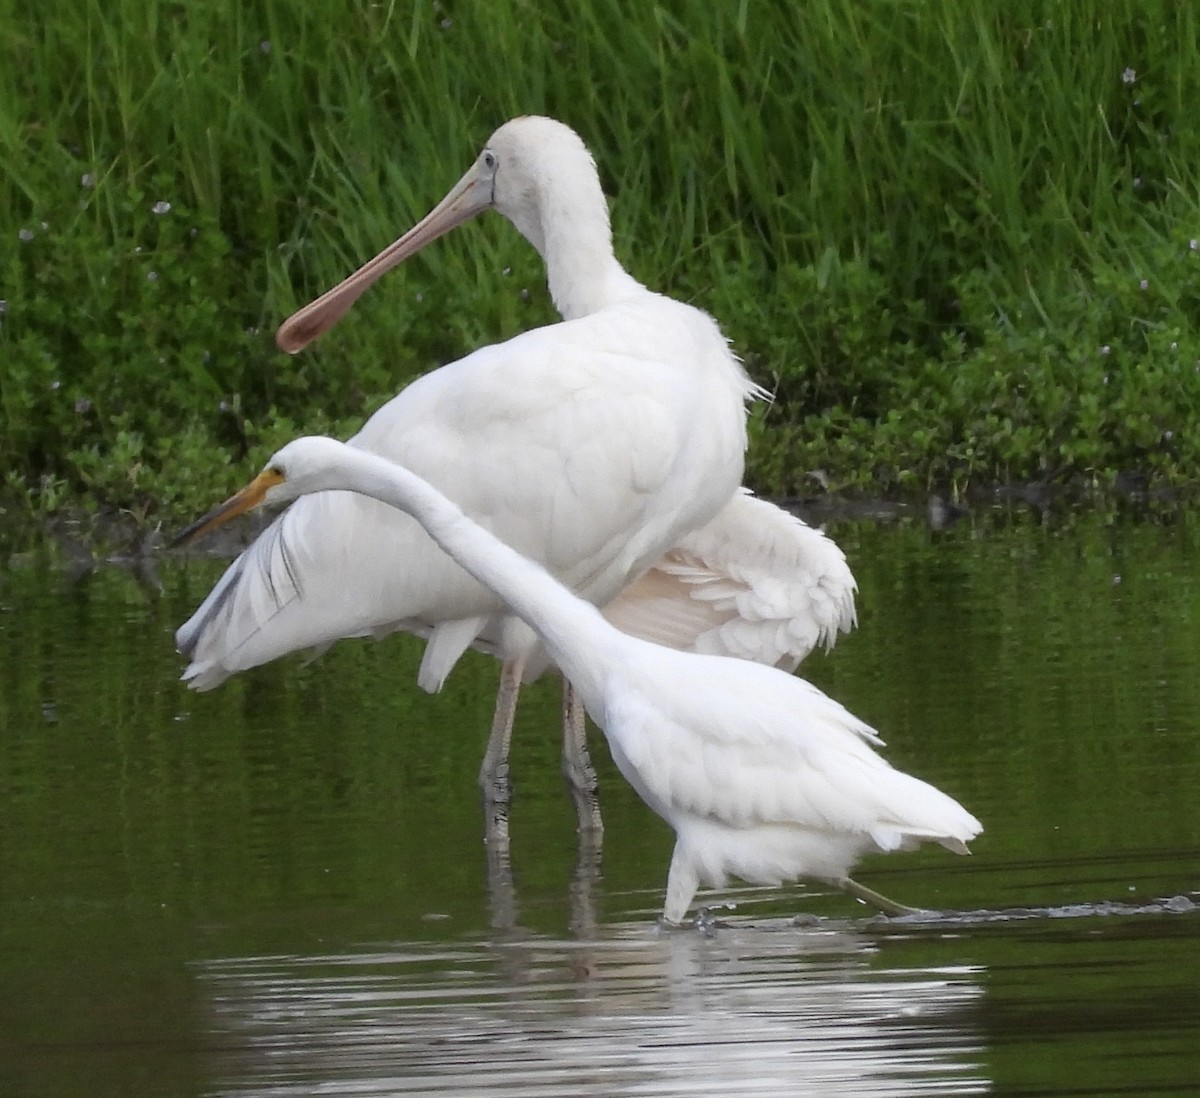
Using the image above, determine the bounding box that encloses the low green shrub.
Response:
[2,0,1199,520]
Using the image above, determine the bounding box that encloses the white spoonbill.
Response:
[177,117,857,827]
[174,437,981,922]
[177,116,763,823]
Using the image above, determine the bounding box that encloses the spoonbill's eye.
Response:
[482,150,498,171]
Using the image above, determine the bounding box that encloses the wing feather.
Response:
[606,654,979,848]
[178,299,754,689]
[603,489,858,668]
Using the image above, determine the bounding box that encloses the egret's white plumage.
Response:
[175,115,857,817]
[177,437,980,922]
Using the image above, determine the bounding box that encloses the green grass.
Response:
[3,0,1200,520]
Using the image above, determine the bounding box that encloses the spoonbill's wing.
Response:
[603,489,857,669]
[177,303,750,691]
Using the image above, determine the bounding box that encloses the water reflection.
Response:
[198,920,987,1097]
[5,504,1200,1097]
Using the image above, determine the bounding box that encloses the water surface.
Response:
[2,501,1198,1095]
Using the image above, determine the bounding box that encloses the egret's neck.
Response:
[339,447,620,699]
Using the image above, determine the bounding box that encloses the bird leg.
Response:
[568,822,603,938]
[484,804,518,932]
[480,656,524,811]
[480,662,518,904]
[837,876,927,917]
[561,681,603,835]
[660,843,699,926]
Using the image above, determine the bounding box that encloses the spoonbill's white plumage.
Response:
[175,437,980,922]
[177,116,762,821]
[175,115,857,826]
[603,488,856,669]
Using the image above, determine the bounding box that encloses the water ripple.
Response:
[198,922,987,1097]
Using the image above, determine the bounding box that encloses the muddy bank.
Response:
[3,471,1195,587]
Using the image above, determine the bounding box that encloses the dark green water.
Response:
[2,502,1198,1096]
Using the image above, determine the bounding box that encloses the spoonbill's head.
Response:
[276,116,606,353]
[171,437,351,546]
[483,116,605,259]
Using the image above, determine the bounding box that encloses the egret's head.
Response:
[170,437,345,548]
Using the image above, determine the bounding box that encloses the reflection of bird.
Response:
[176,116,857,823]
[175,437,980,922]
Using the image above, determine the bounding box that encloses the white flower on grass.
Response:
[18,228,34,241]
[1191,239,1198,251]
[147,271,159,282]
[152,200,171,215]
[1139,279,1149,290]
[1100,345,1112,356]
[1122,67,1137,85]
[81,173,95,188]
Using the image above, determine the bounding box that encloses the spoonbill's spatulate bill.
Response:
[175,437,982,923]
[174,115,855,832]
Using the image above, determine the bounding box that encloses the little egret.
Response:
[175,438,981,922]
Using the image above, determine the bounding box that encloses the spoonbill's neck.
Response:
[533,187,648,320]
